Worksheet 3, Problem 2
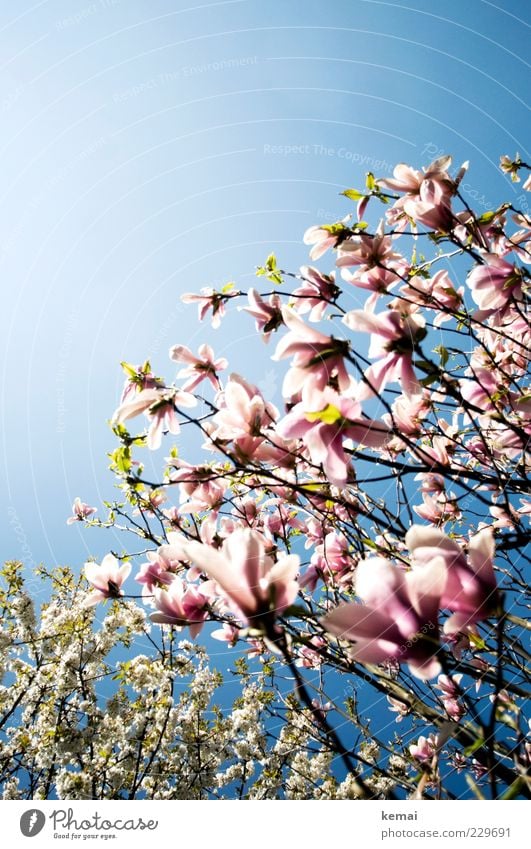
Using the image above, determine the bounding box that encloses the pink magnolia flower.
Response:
[273,307,351,398]
[499,154,522,182]
[276,386,390,486]
[241,288,283,342]
[381,157,467,233]
[150,577,209,638]
[134,533,190,598]
[112,387,197,450]
[135,555,175,600]
[343,308,426,398]
[119,362,163,405]
[437,674,466,720]
[211,375,278,440]
[291,266,339,322]
[336,227,407,280]
[413,491,461,525]
[211,622,241,646]
[401,270,463,325]
[181,286,238,329]
[303,216,350,260]
[414,474,446,496]
[321,554,447,679]
[168,459,226,513]
[387,695,410,722]
[67,497,97,525]
[83,555,131,607]
[296,636,326,669]
[378,156,454,194]
[409,734,438,762]
[169,343,227,391]
[383,392,430,437]
[403,178,454,231]
[406,525,498,635]
[467,255,524,312]
[309,531,354,586]
[181,528,299,631]
[459,366,501,413]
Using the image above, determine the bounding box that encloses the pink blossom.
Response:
[181,528,299,630]
[296,636,326,669]
[119,362,163,405]
[303,217,350,260]
[309,531,355,587]
[277,387,390,486]
[343,308,426,398]
[401,270,463,325]
[378,156,454,194]
[499,154,522,182]
[273,307,351,398]
[169,343,227,391]
[467,255,524,312]
[382,157,467,234]
[83,555,131,607]
[241,288,283,342]
[383,392,430,437]
[67,497,97,525]
[112,387,197,450]
[181,286,238,329]
[150,577,209,638]
[211,623,240,646]
[211,375,278,440]
[134,532,189,598]
[290,266,339,322]
[459,366,500,413]
[409,734,438,762]
[387,695,410,722]
[321,553,447,679]
[413,492,461,525]
[406,525,498,635]
[436,674,466,720]
[135,555,175,600]
[336,226,408,274]
[403,178,454,231]
[168,459,226,513]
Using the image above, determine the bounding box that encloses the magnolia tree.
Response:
[1,153,531,801]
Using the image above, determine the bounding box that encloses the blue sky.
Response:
[1,0,530,584]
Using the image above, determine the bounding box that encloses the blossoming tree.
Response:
[1,153,530,800]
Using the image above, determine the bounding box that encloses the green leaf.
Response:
[501,778,524,800]
[120,361,138,379]
[256,253,283,285]
[463,736,484,757]
[434,345,449,368]
[465,775,486,800]
[366,171,376,191]
[477,211,496,225]
[341,188,365,202]
[468,631,486,650]
[415,360,439,375]
[109,445,132,475]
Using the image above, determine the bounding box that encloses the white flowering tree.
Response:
[1,153,530,800]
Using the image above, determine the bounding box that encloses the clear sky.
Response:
[1,0,530,583]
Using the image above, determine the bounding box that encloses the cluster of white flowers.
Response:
[2,558,510,800]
